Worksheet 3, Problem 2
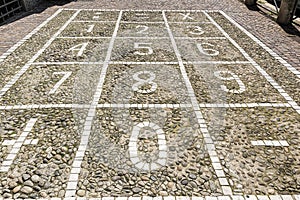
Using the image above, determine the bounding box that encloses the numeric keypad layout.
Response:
[0,9,299,199]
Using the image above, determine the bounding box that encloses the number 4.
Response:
[49,72,72,94]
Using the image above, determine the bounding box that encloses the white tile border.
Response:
[0,118,38,172]
[65,10,123,198]
[203,11,300,115]
[2,195,298,200]
[0,10,82,98]
[32,61,104,65]
[251,140,289,147]
[0,103,291,110]
[0,9,298,198]
[0,9,63,63]
[219,11,300,80]
[162,10,232,195]
[62,8,222,12]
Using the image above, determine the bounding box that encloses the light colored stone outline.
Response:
[0,8,298,198]
[31,61,251,65]
[251,140,289,147]
[65,10,124,198]
[162,10,233,195]
[0,118,38,172]
[1,194,299,200]
[203,11,300,115]
[129,122,167,171]
[0,10,82,98]
[0,103,292,110]
[0,9,63,64]
[219,11,300,80]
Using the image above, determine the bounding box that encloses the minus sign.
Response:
[136,13,148,16]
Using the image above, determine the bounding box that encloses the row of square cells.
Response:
[36,38,246,63]
[0,64,286,105]
[59,22,223,38]
[74,11,211,22]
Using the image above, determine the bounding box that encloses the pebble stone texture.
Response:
[0,0,299,200]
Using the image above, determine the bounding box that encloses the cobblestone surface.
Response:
[0,0,299,199]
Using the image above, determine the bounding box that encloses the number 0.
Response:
[129,122,167,171]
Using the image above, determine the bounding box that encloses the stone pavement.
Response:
[0,0,299,199]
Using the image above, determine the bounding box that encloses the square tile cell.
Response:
[76,107,223,197]
[36,38,110,62]
[60,22,116,37]
[170,23,223,38]
[74,10,120,21]
[185,63,286,103]
[203,107,300,195]
[0,109,83,198]
[0,64,101,105]
[176,39,248,62]
[111,38,177,62]
[99,64,190,104]
[121,11,164,22]
[166,11,210,23]
[118,23,169,37]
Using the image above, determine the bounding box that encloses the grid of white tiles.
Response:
[0,195,299,200]
[203,11,300,115]
[0,102,292,110]
[162,10,233,195]
[0,118,38,172]
[0,9,63,63]
[65,11,124,197]
[0,8,299,199]
[0,10,82,98]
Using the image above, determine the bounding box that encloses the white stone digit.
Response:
[86,24,95,33]
[69,43,88,57]
[189,26,204,35]
[136,25,149,34]
[133,43,153,55]
[132,71,157,94]
[49,71,72,94]
[197,43,219,56]
[129,122,167,171]
[179,13,193,20]
[0,118,38,172]
[93,12,102,19]
[214,71,246,94]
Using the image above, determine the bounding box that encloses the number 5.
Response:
[197,43,219,56]
[134,43,153,55]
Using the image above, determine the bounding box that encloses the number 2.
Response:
[136,25,149,34]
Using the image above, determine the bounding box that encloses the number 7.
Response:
[49,71,72,94]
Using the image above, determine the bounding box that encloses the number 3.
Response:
[189,26,204,35]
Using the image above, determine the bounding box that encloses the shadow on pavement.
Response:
[0,0,72,26]
[245,2,300,40]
